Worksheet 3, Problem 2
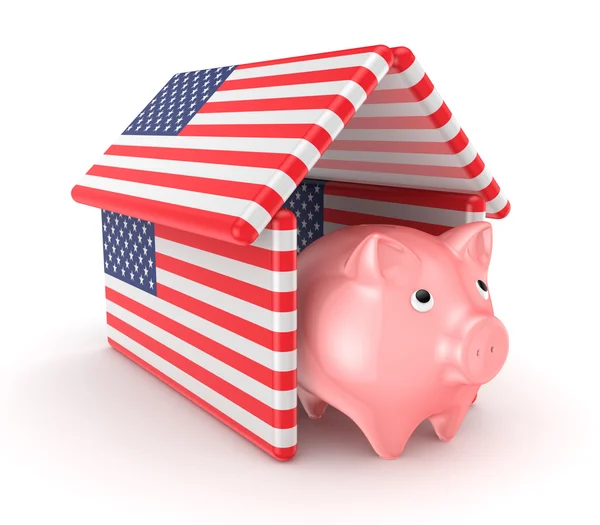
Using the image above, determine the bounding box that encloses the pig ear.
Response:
[344,233,421,284]
[440,222,493,267]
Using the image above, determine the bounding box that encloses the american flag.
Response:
[283,179,487,254]
[311,47,510,219]
[103,208,298,459]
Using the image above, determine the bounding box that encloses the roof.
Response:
[72,44,510,245]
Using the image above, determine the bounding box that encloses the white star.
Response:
[308,193,313,202]
[308,231,314,239]
[314,185,320,193]
[138,254,143,264]
[314,204,321,212]
[144,267,149,276]
[301,202,307,210]
[105,261,109,269]
[143,246,148,256]
[130,272,134,280]
[301,183,307,192]
[308,211,314,221]
[139,276,144,285]
[302,238,307,246]
[149,280,154,289]
[148,259,153,268]
[314,222,320,231]
[134,263,139,273]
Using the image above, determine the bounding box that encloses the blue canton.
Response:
[282,179,326,254]
[123,65,237,136]
[102,210,157,296]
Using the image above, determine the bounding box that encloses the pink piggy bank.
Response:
[297,222,508,459]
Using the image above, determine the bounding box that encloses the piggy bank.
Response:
[296,222,508,459]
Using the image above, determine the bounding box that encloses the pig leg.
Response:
[351,413,417,460]
[429,404,470,442]
[297,385,328,419]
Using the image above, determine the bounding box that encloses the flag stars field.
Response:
[102,210,158,296]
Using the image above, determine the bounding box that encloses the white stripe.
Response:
[252,228,297,252]
[323,222,346,235]
[96,154,296,200]
[155,237,296,293]
[334,117,461,143]
[114,134,320,171]
[78,175,271,234]
[209,80,366,110]
[358,90,444,118]
[486,190,509,214]
[375,60,425,91]
[107,300,296,410]
[230,51,389,81]
[106,275,296,372]
[190,109,344,139]
[325,195,486,227]
[321,143,478,168]
[157,268,296,332]
[107,326,297,448]
[309,167,493,193]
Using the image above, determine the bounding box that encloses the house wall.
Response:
[101,208,298,461]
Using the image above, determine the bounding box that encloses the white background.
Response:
[1,1,599,523]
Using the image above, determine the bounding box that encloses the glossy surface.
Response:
[296,222,508,459]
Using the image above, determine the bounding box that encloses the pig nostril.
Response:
[476,349,480,357]
[490,346,494,353]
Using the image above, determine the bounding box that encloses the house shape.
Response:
[71,45,510,461]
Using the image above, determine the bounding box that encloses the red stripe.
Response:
[156,223,296,272]
[487,200,511,219]
[236,44,393,70]
[108,338,296,461]
[179,123,333,155]
[324,208,452,236]
[390,47,416,73]
[314,156,485,180]
[106,287,296,392]
[265,208,297,231]
[324,182,486,212]
[328,130,470,155]
[479,178,502,203]
[365,74,434,104]
[157,253,296,312]
[220,66,377,95]
[157,284,296,352]
[107,314,296,429]
[71,186,259,245]
[87,165,283,212]
[346,103,452,130]
[200,94,356,124]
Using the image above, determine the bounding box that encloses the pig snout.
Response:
[461,317,509,385]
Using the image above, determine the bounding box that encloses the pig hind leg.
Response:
[298,385,328,419]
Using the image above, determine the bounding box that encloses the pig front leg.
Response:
[429,404,470,442]
[298,385,328,419]
[352,412,419,460]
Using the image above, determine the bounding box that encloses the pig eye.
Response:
[476,279,489,300]
[411,289,434,312]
